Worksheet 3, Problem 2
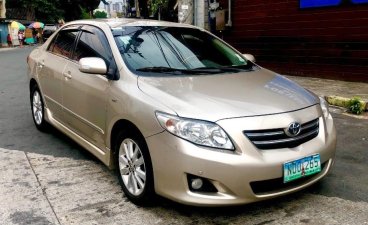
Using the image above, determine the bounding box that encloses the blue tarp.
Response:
[0,23,9,45]
[300,0,368,8]
[300,0,341,8]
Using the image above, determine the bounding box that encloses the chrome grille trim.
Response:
[300,119,319,131]
[244,118,319,149]
[245,131,284,137]
[253,130,318,146]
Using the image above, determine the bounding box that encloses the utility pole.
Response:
[178,0,193,24]
[135,0,140,17]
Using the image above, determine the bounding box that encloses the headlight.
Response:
[155,112,234,150]
[319,97,330,119]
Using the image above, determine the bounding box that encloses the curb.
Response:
[0,45,35,52]
[325,96,368,112]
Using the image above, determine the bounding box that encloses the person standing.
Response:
[7,34,12,47]
[18,31,24,48]
[36,32,41,44]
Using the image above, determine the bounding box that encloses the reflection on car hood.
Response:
[137,69,318,121]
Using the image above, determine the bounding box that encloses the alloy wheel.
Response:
[118,138,147,196]
[32,90,43,125]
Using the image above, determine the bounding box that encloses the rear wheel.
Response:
[30,84,48,131]
[115,131,155,205]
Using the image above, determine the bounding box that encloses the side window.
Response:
[48,29,78,59]
[73,26,112,63]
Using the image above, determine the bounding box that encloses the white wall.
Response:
[0,0,6,18]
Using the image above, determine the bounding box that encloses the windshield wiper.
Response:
[136,66,185,73]
[220,64,256,71]
[136,66,247,74]
[189,67,242,73]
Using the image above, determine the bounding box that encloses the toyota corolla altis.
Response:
[27,19,336,206]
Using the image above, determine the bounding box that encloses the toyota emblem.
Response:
[285,122,301,137]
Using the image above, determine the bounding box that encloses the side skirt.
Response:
[44,108,111,167]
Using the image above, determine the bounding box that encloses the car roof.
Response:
[66,18,199,29]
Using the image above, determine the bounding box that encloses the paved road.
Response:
[0,47,367,225]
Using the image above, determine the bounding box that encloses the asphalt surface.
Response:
[0,47,367,225]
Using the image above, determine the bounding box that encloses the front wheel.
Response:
[30,85,48,131]
[115,131,155,205]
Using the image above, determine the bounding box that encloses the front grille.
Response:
[244,118,319,150]
[250,162,327,195]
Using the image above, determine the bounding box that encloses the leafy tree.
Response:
[139,0,149,18]
[126,0,148,18]
[61,0,101,21]
[80,0,102,16]
[80,7,92,19]
[6,0,103,22]
[94,11,108,19]
[128,0,135,7]
[149,0,169,16]
[6,0,63,22]
[148,0,177,21]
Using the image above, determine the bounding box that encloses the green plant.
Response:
[94,10,107,18]
[149,0,169,16]
[347,97,364,115]
[80,6,92,19]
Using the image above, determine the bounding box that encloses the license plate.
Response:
[283,154,321,183]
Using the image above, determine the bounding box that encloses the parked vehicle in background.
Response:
[42,24,57,41]
[27,19,337,206]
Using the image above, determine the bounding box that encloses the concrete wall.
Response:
[0,0,6,19]
[218,0,368,82]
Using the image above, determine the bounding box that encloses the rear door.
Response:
[62,25,113,150]
[37,26,79,122]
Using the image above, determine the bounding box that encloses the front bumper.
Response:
[145,105,337,206]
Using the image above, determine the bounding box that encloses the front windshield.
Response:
[112,26,253,74]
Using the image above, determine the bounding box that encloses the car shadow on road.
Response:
[34,125,101,161]
[142,190,312,224]
[0,119,101,163]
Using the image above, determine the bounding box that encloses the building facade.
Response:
[215,0,368,82]
[0,0,7,46]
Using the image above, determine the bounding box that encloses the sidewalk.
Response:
[0,148,59,224]
[286,75,368,102]
[286,75,368,118]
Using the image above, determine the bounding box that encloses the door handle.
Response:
[63,71,72,79]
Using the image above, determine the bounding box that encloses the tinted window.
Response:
[112,26,251,73]
[48,29,78,59]
[73,26,112,63]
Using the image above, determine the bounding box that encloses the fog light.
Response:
[191,178,203,190]
[187,174,218,193]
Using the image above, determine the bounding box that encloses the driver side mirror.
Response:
[242,54,256,63]
[79,57,107,75]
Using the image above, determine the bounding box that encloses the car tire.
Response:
[114,130,155,206]
[30,84,48,131]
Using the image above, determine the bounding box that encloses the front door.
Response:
[62,60,109,150]
[62,25,113,150]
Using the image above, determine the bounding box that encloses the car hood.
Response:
[137,69,318,121]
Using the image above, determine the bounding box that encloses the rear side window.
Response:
[73,26,112,63]
[48,29,78,59]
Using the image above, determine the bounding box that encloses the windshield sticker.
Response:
[118,36,131,45]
